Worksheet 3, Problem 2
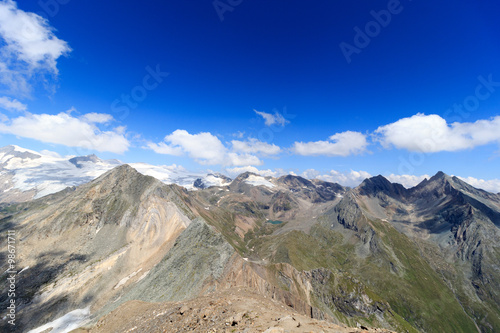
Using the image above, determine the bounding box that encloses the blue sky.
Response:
[1,0,500,190]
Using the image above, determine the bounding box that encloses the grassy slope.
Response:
[186,189,488,332]
[244,218,478,332]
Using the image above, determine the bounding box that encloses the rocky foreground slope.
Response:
[88,287,394,333]
[0,164,499,332]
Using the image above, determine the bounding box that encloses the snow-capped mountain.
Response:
[0,145,228,203]
[193,173,232,189]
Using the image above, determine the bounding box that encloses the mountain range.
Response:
[0,145,230,203]
[0,146,499,332]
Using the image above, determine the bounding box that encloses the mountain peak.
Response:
[232,171,259,182]
[193,173,232,189]
[277,174,313,188]
[95,164,140,181]
[359,175,391,188]
[358,175,407,198]
[430,171,448,181]
[0,144,41,161]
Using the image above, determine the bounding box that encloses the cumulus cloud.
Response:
[0,96,26,111]
[81,112,113,124]
[0,0,71,95]
[375,113,500,153]
[231,138,281,156]
[226,152,262,166]
[313,169,372,187]
[254,109,288,126]
[232,131,245,138]
[456,176,500,193]
[301,169,321,179]
[292,131,368,157]
[386,174,430,188]
[146,130,281,166]
[0,112,130,153]
[159,130,229,164]
[146,141,184,156]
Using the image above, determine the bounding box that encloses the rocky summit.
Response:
[0,164,499,332]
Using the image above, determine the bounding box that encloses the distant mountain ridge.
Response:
[0,145,226,203]
[1,163,499,332]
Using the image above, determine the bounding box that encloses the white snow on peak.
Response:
[244,174,275,188]
[0,145,233,200]
[128,162,203,190]
[203,174,231,187]
[0,148,120,199]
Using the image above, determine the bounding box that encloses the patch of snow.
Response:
[129,163,202,189]
[114,269,142,289]
[244,175,275,188]
[137,270,150,282]
[18,266,29,274]
[27,307,90,333]
[203,174,231,187]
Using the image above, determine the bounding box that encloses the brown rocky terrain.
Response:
[85,287,394,333]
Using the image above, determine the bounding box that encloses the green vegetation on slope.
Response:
[243,217,478,332]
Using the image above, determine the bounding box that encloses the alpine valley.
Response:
[1,145,499,332]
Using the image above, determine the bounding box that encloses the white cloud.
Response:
[0,112,129,154]
[456,176,500,193]
[226,152,262,166]
[0,0,71,95]
[162,130,228,165]
[114,125,126,135]
[146,130,269,166]
[301,169,320,179]
[146,141,183,156]
[0,96,26,111]
[375,113,500,153]
[231,138,281,156]
[254,109,288,126]
[386,174,430,188]
[232,131,245,138]
[81,112,113,124]
[292,131,368,157]
[314,169,372,187]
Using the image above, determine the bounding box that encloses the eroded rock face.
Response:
[98,218,236,311]
[0,165,193,332]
